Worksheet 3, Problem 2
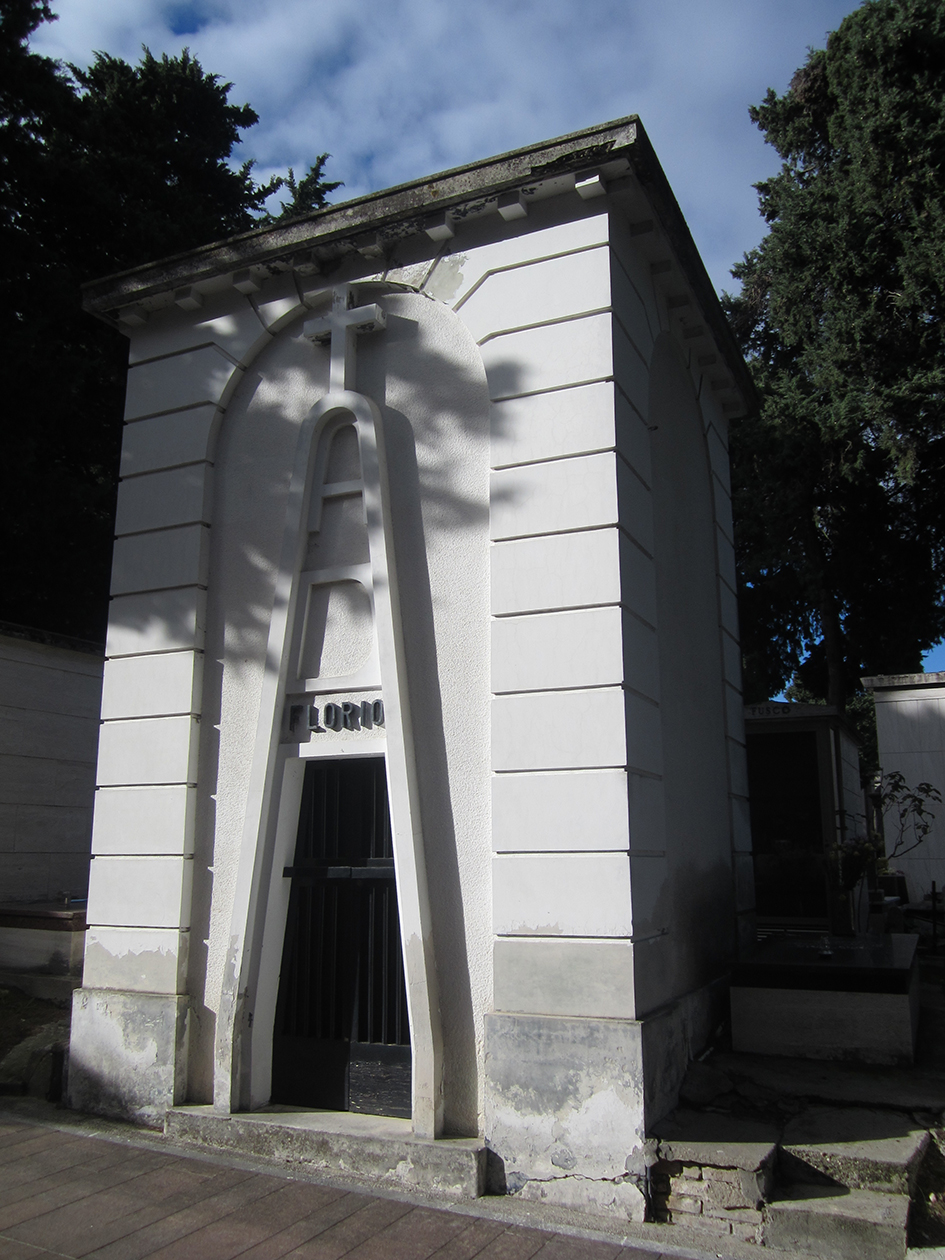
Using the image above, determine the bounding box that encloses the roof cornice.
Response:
[81,115,756,414]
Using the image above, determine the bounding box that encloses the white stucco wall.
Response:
[633,334,734,1016]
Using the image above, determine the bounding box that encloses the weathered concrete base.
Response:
[165,1105,486,1199]
[516,1174,646,1220]
[68,988,188,1128]
[482,981,723,1220]
[483,1011,647,1220]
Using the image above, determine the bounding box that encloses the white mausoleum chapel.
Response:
[67,117,755,1220]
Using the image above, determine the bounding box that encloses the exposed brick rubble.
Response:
[649,1044,945,1256]
[651,1154,773,1243]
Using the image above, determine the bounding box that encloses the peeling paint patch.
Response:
[424,254,466,304]
[83,928,187,993]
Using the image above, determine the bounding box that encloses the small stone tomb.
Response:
[730,932,920,1065]
[65,116,756,1220]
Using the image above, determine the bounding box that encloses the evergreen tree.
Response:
[0,2,339,641]
[725,0,945,708]
[275,159,340,221]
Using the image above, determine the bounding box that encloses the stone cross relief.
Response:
[302,284,387,393]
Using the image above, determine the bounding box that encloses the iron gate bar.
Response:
[282,865,396,879]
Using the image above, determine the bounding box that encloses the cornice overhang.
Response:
[81,115,757,417]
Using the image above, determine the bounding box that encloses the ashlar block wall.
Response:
[72,282,306,1122]
[427,205,750,1211]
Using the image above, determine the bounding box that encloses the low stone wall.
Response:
[0,626,103,903]
[0,903,87,1001]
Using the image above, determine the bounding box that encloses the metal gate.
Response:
[271,757,411,1116]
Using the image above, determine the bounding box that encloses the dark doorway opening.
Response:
[747,729,831,925]
[271,757,411,1117]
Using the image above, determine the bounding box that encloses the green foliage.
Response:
[829,769,939,891]
[0,3,339,640]
[826,832,876,895]
[784,681,880,780]
[845,690,880,780]
[872,769,942,863]
[725,0,945,708]
[272,158,342,221]
[62,49,277,266]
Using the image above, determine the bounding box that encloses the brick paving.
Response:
[0,1116,671,1260]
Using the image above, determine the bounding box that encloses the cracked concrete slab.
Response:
[766,1185,910,1260]
[652,1109,779,1172]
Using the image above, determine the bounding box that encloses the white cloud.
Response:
[32,0,861,291]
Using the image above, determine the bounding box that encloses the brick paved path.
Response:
[0,1116,671,1260]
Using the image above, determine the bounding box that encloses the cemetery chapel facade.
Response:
[69,118,755,1219]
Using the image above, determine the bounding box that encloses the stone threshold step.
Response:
[165,1105,486,1199]
[765,1185,910,1260]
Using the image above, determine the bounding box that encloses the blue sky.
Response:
[31,0,864,296]
[30,0,945,672]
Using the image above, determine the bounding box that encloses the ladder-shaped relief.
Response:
[288,419,380,696]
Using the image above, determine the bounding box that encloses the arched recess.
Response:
[642,332,734,1009]
[212,374,445,1137]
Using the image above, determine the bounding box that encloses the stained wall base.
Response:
[68,988,189,1127]
[483,978,725,1219]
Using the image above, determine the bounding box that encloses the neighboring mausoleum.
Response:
[67,117,754,1220]
[744,701,864,931]
[0,624,102,905]
[864,672,945,902]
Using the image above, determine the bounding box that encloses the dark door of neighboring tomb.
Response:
[747,729,831,925]
[271,757,411,1117]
